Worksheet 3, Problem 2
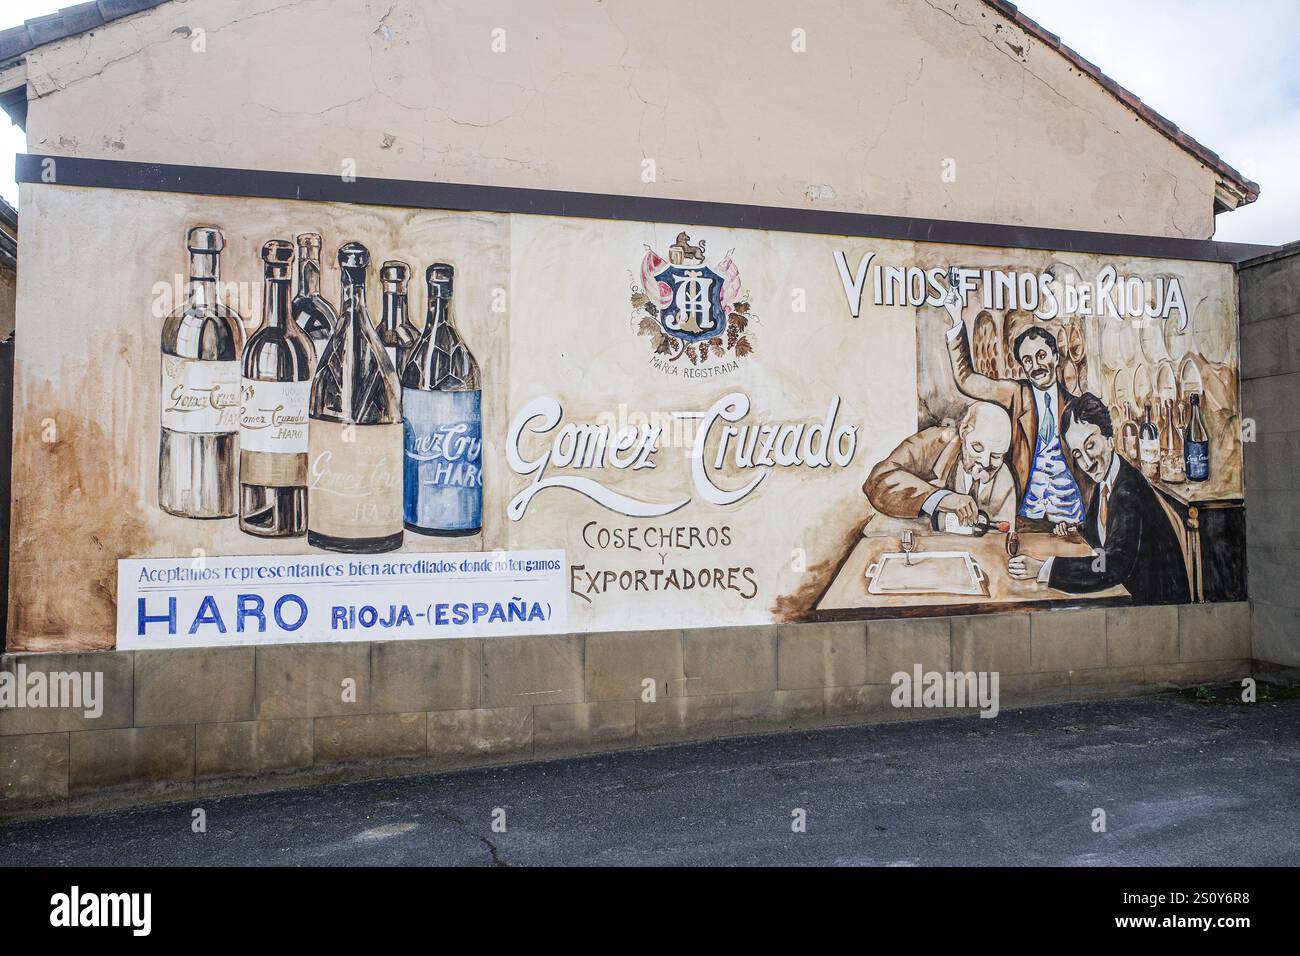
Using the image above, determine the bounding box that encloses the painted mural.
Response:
[4,188,1245,651]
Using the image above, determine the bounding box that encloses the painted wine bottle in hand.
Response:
[402,263,483,536]
[307,242,404,553]
[291,232,338,360]
[158,226,244,518]
[930,508,1009,536]
[239,239,315,537]
[377,260,419,378]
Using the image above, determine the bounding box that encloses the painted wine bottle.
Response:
[291,232,338,360]
[402,263,483,536]
[1139,401,1160,479]
[307,242,404,553]
[158,226,244,518]
[1184,392,1210,482]
[239,239,315,537]
[377,260,419,378]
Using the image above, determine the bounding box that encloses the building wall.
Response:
[1240,244,1300,672]
[19,0,1220,239]
[0,0,1263,816]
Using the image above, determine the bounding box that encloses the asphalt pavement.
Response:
[3,689,1298,866]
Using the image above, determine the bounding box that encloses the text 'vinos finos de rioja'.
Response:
[402,263,483,536]
[158,226,244,518]
[307,242,404,553]
[239,239,315,537]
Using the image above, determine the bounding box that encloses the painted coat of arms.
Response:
[631,232,755,366]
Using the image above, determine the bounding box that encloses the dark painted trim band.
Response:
[1238,239,1300,270]
[15,153,1279,264]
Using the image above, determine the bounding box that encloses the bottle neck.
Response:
[297,252,321,298]
[187,251,220,308]
[382,290,407,330]
[340,268,369,320]
[423,293,450,336]
[264,272,291,329]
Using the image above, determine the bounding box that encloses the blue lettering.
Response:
[237,594,266,633]
[137,596,177,635]
[188,595,227,635]
[274,594,308,631]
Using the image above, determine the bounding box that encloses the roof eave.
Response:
[981,0,1260,208]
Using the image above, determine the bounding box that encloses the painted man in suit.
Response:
[864,401,1017,527]
[1007,393,1189,604]
[943,293,1086,527]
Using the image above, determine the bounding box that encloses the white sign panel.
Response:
[117,551,567,649]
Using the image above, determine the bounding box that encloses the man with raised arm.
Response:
[941,280,1085,529]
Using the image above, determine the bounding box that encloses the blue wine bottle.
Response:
[401,264,483,535]
[1184,392,1210,482]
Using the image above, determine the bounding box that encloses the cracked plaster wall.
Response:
[17,0,1219,238]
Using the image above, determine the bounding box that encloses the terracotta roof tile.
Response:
[0,1,167,62]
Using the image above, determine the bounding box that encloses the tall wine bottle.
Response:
[1121,406,1139,462]
[1139,402,1160,479]
[1185,393,1210,482]
[377,260,419,377]
[158,226,244,518]
[291,233,338,360]
[307,242,404,553]
[402,263,483,536]
[239,240,315,537]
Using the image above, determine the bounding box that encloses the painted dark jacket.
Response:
[1048,457,1190,605]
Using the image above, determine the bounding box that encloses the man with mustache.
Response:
[944,296,1086,530]
[864,401,1016,527]
[1007,393,1189,604]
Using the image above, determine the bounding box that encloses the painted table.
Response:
[814,514,1130,620]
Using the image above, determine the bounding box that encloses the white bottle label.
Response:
[161,357,241,433]
[942,512,974,536]
[240,379,310,453]
[308,421,404,540]
[1139,437,1159,463]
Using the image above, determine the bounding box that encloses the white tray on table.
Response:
[865,550,988,596]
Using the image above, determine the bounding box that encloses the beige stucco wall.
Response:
[19,0,1218,239]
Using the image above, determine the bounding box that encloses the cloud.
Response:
[1015,0,1300,245]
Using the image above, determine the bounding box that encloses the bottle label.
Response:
[941,512,974,536]
[403,389,483,532]
[1139,437,1159,463]
[240,379,310,453]
[161,357,241,433]
[308,421,404,540]
[1186,441,1210,480]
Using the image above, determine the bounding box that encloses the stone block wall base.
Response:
[0,604,1254,822]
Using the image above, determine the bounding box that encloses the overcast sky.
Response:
[0,0,1295,245]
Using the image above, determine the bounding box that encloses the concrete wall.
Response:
[1,603,1250,818]
[1241,244,1300,672]
[19,0,1223,239]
